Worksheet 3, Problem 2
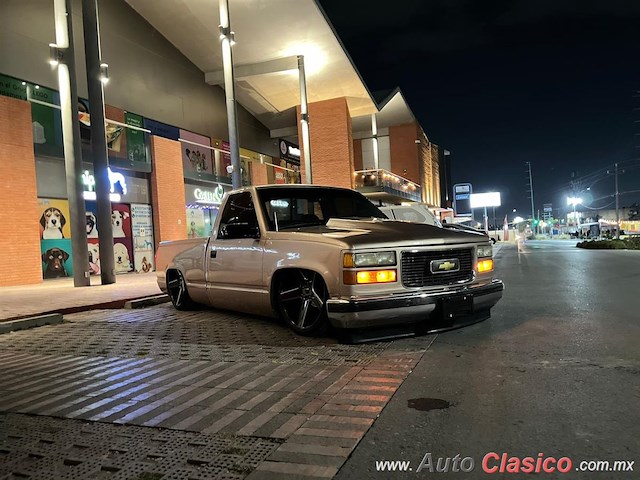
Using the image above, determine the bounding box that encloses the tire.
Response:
[167,270,196,310]
[275,269,328,336]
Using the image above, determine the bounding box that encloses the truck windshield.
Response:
[257,187,387,231]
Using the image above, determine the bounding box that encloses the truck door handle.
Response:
[210,250,217,258]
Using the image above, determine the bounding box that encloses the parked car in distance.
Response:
[380,204,496,243]
[442,221,497,244]
[156,185,503,338]
[379,204,442,227]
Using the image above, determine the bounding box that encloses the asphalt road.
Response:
[337,240,640,479]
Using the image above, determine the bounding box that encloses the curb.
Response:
[124,294,170,309]
[0,313,63,335]
[0,294,168,324]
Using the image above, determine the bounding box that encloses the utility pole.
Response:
[615,162,620,239]
[526,162,536,234]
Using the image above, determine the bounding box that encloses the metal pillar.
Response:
[54,0,90,287]
[527,161,536,233]
[298,55,312,184]
[82,0,115,284]
[615,162,620,239]
[371,114,379,170]
[219,0,241,189]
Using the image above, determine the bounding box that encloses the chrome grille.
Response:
[401,249,474,287]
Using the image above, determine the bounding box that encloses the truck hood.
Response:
[293,218,487,248]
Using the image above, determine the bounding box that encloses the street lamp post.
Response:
[567,197,582,235]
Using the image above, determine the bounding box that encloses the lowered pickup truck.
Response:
[156,185,503,336]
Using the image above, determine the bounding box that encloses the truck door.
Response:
[206,191,265,309]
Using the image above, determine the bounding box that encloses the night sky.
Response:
[318,0,640,221]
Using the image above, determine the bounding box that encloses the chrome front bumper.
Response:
[326,279,504,329]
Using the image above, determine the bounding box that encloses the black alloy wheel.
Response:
[276,269,328,335]
[167,271,195,310]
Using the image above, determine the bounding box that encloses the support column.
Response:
[54,0,90,286]
[297,97,354,189]
[82,0,115,284]
[371,114,379,170]
[298,55,312,184]
[0,97,42,286]
[219,0,241,189]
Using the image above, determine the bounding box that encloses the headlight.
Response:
[343,251,396,268]
[477,244,493,258]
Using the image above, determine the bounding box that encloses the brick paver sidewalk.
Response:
[0,273,163,322]
[0,305,429,479]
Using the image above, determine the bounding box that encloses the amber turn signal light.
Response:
[476,259,494,273]
[344,269,397,285]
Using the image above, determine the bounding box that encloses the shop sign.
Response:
[125,112,147,163]
[279,139,301,164]
[82,168,128,202]
[143,117,179,140]
[190,184,228,205]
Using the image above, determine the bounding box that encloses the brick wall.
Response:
[251,161,269,186]
[430,143,442,207]
[0,97,42,286]
[297,97,354,189]
[353,139,363,171]
[389,122,420,184]
[150,136,187,247]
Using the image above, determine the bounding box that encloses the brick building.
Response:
[0,0,449,286]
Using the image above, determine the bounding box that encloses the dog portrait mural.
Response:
[113,239,133,273]
[41,239,73,279]
[131,203,155,273]
[85,201,99,238]
[38,199,72,240]
[180,130,213,176]
[88,240,100,275]
[111,203,132,239]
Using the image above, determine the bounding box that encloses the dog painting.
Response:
[109,169,127,195]
[134,236,153,250]
[40,207,66,239]
[86,212,98,238]
[112,210,130,238]
[185,148,208,173]
[140,256,153,273]
[42,247,69,279]
[88,243,100,275]
[114,242,132,273]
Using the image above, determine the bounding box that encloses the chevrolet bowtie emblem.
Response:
[439,261,457,271]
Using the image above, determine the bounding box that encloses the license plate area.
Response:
[440,294,473,321]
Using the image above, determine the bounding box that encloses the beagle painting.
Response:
[42,247,69,279]
[40,207,66,239]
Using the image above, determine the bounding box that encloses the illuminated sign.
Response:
[453,183,473,217]
[82,168,127,202]
[193,184,226,205]
[470,192,501,208]
[279,139,301,164]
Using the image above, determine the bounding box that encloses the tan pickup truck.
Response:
[156,185,503,337]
